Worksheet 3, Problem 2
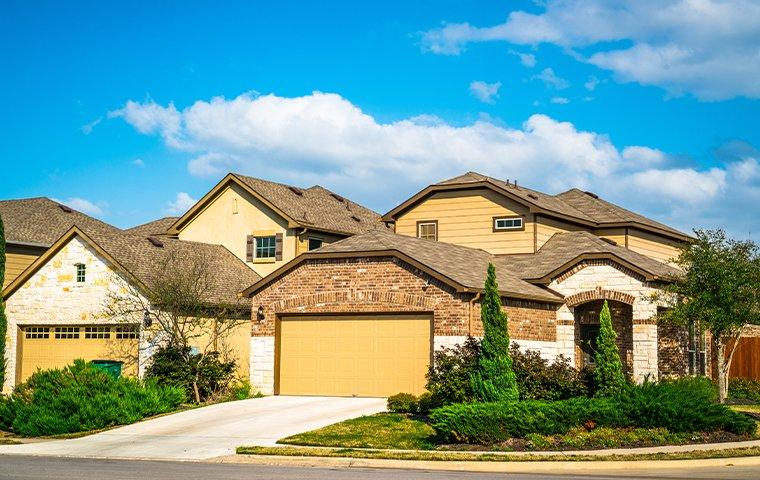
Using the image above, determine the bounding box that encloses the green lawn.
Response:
[279,413,436,450]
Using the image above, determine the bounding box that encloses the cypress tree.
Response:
[0,212,6,389]
[593,300,626,397]
[471,263,519,402]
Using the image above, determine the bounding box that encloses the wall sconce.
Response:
[422,280,430,291]
[256,305,265,322]
[143,310,152,328]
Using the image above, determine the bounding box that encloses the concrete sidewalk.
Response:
[0,396,386,460]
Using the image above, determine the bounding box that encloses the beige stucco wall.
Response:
[176,183,297,277]
[394,189,535,254]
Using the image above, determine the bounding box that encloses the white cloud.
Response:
[52,197,105,216]
[550,96,569,104]
[80,117,102,135]
[508,49,536,67]
[584,76,602,91]
[115,91,759,236]
[532,68,570,89]
[469,80,502,103]
[164,192,197,215]
[421,1,760,100]
[132,158,146,168]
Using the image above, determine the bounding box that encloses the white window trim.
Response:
[493,216,523,231]
[417,221,437,240]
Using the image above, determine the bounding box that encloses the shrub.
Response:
[430,377,755,444]
[387,393,418,413]
[1,360,185,436]
[593,300,627,397]
[145,345,236,403]
[471,263,519,402]
[417,392,440,414]
[729,378,760,402]
[425,337,481,406]
[510,344,588,400]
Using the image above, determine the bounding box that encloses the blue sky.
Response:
[1,1,758,237]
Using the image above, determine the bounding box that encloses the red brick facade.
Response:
[250,256,558,342]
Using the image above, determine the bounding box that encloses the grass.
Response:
[280,414,437,450]
[236,445,760,462]
[731,404,760,413]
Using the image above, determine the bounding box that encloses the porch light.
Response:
[143,310,152,328]
[257,305,265,322]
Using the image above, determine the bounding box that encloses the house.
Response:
[243,172,702,397]
[163,173,389,277]
[1,218,259,393]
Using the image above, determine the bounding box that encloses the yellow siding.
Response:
[177,183,297,277]
[4,246,42,289]
[627,229,682,264]
[295,231,344,255]
[394,189,534,254]
[595,228,627,247]
[536,216,582,250]
[188,319,252,382]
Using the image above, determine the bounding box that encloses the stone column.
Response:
[250,336,275,395]
[632,300,658,382]
[556,304,575,365]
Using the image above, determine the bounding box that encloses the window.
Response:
[115,326,139,339]
[85,326,111,339]
[55,327,80,339]
[76,263,86,282]
[417,221,437,241]
[688,320,707,375]
[493,217,523,231]
[25,327,50,339]
[255,236,276,258]
[308,237,323,251]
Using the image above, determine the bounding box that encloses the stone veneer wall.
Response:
[2,236,145,392]
[248,256,561,394]
[548,259,666,382]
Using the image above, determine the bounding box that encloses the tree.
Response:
[0,212,6,390]
[658,229,759,403]
[470,263,519,402]
[593,300,626,397]
[104,250,249,403]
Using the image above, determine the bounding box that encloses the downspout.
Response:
[468,292,481,336]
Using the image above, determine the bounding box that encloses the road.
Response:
[1,456,759,480]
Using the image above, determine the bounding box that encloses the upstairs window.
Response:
[493,216,523,231]
[417,221,437,241]
[308,237,323,251]
[255,236,276,258]
[76,263,86,282]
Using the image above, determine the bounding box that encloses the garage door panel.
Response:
[278,314,431,397]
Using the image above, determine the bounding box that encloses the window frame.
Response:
[115,325,139,339]
[492,216,524,232]
[307,237,324,251]
[254,235,277,259]
[54,326,80,339]
[416,220,438,241]
[75,263,86,283]
[85,326,111,339]
[25,327,50,339]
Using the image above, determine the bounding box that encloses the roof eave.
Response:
[524,252,662,285]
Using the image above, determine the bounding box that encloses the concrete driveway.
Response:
[0,396,386,460]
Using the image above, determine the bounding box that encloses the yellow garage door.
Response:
[277,314,432,397]
[17,325,139,383]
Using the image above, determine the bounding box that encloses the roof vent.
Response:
[527,193,539,200]
[330,192,345,203]
[350,215,361,222]
[147,237,164,248]
[59,204,73,213]
[288,186,304,196]
[600,237,617,246]
[584,191,599,199]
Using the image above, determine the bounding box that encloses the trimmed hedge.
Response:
[1,359,185,436]
[387,393,418,413]
[431,378,756,444]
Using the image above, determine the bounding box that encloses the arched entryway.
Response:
[573,299,634,375]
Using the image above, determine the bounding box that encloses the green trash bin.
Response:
[91,360,123,379]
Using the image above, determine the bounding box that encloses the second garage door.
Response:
[277,314,432,397]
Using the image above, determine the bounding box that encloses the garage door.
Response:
[277,314,432,397]
[17,325,139,383]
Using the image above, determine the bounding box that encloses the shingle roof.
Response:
[84,229,260,305]
[311,229,563,302]
[126,217,178,237]
[501,231,682,282]
[555,188,688,238]
[0,197,120,246]
[232,174,389,236]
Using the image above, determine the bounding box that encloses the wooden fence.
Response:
[729,336,760,380]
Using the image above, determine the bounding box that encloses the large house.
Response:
[0,171,746,396]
